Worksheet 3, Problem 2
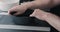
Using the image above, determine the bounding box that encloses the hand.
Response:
[8,5,28,16]
[30,9,48,20]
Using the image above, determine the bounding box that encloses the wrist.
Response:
[43,12,57,22]
[53,0,60,5]
[40,12,51,21]
[42,13,51,21]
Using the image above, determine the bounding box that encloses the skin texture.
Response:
[8,0,60,15]
[8,0,51,15]
[8,0,60,31]
[30,9,60,31]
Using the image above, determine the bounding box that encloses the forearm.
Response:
[32,9,60,31]
[44,12,60,31]
[21,0,60,9]
[49,0,60,8]
[53,0,60,5]
[21,0,51,9]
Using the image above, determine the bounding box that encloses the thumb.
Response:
[30,11,36,17]
[30,14,35,17]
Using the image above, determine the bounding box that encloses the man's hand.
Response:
[8,5,28,16]
[8,0,51,16]
[30,9,48,20]
[30,9,60,31]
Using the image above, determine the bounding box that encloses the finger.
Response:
[8,6,19,15]
[8,5,20,13]
[30,13,35,17]
[30,9,49,20]
[30,9,45,17]
[8,8,17,15]
[30,10,37,17]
